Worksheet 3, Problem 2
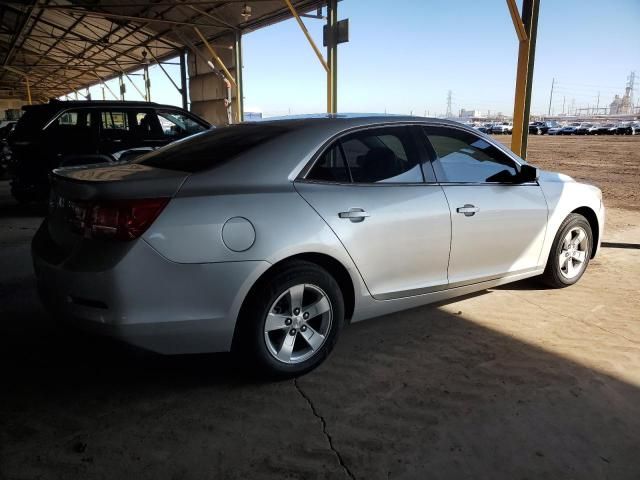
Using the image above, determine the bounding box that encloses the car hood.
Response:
[538,169,602,195]
[537,169,575,183]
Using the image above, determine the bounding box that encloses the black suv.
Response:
[8,100,210,203]
[528,121,549,135]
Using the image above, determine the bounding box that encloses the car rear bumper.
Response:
[32,224,269,354]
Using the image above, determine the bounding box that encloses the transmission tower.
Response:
[446,90,452,118]
[625,71,635,113]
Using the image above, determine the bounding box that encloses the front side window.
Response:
[425,126,518,183]
[156,110,207,138]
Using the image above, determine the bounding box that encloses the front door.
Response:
[422,125,548,285]
[295,125,451,300]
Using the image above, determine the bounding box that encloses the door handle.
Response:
[456,204,479,217]
[338,208,370,222]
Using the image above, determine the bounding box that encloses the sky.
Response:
[81,0,640,118]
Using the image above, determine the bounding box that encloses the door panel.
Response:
[442,184,548,284]
[296,182,451,299]
[421,125,549,285]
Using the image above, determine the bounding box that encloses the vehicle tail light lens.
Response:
[65,198,169,241]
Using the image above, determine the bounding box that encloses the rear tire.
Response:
[235,261,344,378]
[540,213,592,288]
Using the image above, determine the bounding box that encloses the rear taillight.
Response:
[66,198,169,241]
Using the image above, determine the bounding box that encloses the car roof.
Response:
[22,99,185,113]
[243,113,467,132]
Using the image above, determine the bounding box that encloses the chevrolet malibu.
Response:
[33,116,604,376]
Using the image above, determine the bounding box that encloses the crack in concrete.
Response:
[294,378,356,480]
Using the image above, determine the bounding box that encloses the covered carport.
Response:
[1,0,539,157]
[2,2,640,479]
[0,0,334,126]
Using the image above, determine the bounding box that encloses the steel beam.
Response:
[509,0,539,159]
[234,31,243,122]
[506,0,528,42]
[283,0,329,72]
[146,47,183,95]
[2,0,38,67]
[193,26,236,87]
[2,66,32,103]
[92,71,118,100]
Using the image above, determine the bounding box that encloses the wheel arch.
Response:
[572,206,599,258]
[231,252,357,350]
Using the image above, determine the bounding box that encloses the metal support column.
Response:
[143,63,151,101]
[180,49,188,110]
[326,0,338,113]
[25,77,32,105]
[508,0,539,159]
[118,72,125,100]
[234,31,244,122]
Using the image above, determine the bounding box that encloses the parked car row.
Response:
[472,120,639,136]
[4,100,211,203]
[546,121,639,135]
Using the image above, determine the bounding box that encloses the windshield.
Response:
[135,123,292,172]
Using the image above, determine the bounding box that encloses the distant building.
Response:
[459,109,486,119]
[244,112,263,121]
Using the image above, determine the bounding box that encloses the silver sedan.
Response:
[32,115,604,376]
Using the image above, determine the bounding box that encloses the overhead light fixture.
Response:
[240,4,252,20]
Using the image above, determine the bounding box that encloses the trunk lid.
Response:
[46,163,188,256]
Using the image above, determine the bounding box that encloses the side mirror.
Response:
[518,164,538,183]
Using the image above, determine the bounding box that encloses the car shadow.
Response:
[0,200,47,218]
[1,272,640,479]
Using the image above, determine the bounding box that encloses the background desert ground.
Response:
[1,135,639,479]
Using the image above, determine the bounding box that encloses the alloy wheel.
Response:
[263,284,333,364]
[559,226,589,279]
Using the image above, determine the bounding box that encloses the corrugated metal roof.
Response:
[0,0,325,101]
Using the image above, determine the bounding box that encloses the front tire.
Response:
[235,261,344,377]
[541,213,592,288]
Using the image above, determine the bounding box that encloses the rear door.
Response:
[295,125,451,300]
[422,125,548,285]
[98,108,163,154]
[43,108,99,167]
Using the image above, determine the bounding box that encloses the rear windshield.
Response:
[12,107,53,139]
[135,123,291,172]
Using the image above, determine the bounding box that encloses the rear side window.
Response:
[156,110,207,138]
[135,124,291,172]
[307,144,350,183]
[307,126,425,184]
[342,127,423,183]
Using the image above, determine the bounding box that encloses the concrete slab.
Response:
[1,180,639,479]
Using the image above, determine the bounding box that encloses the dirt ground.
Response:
[496,134,640,211]
[1,135,639,479]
